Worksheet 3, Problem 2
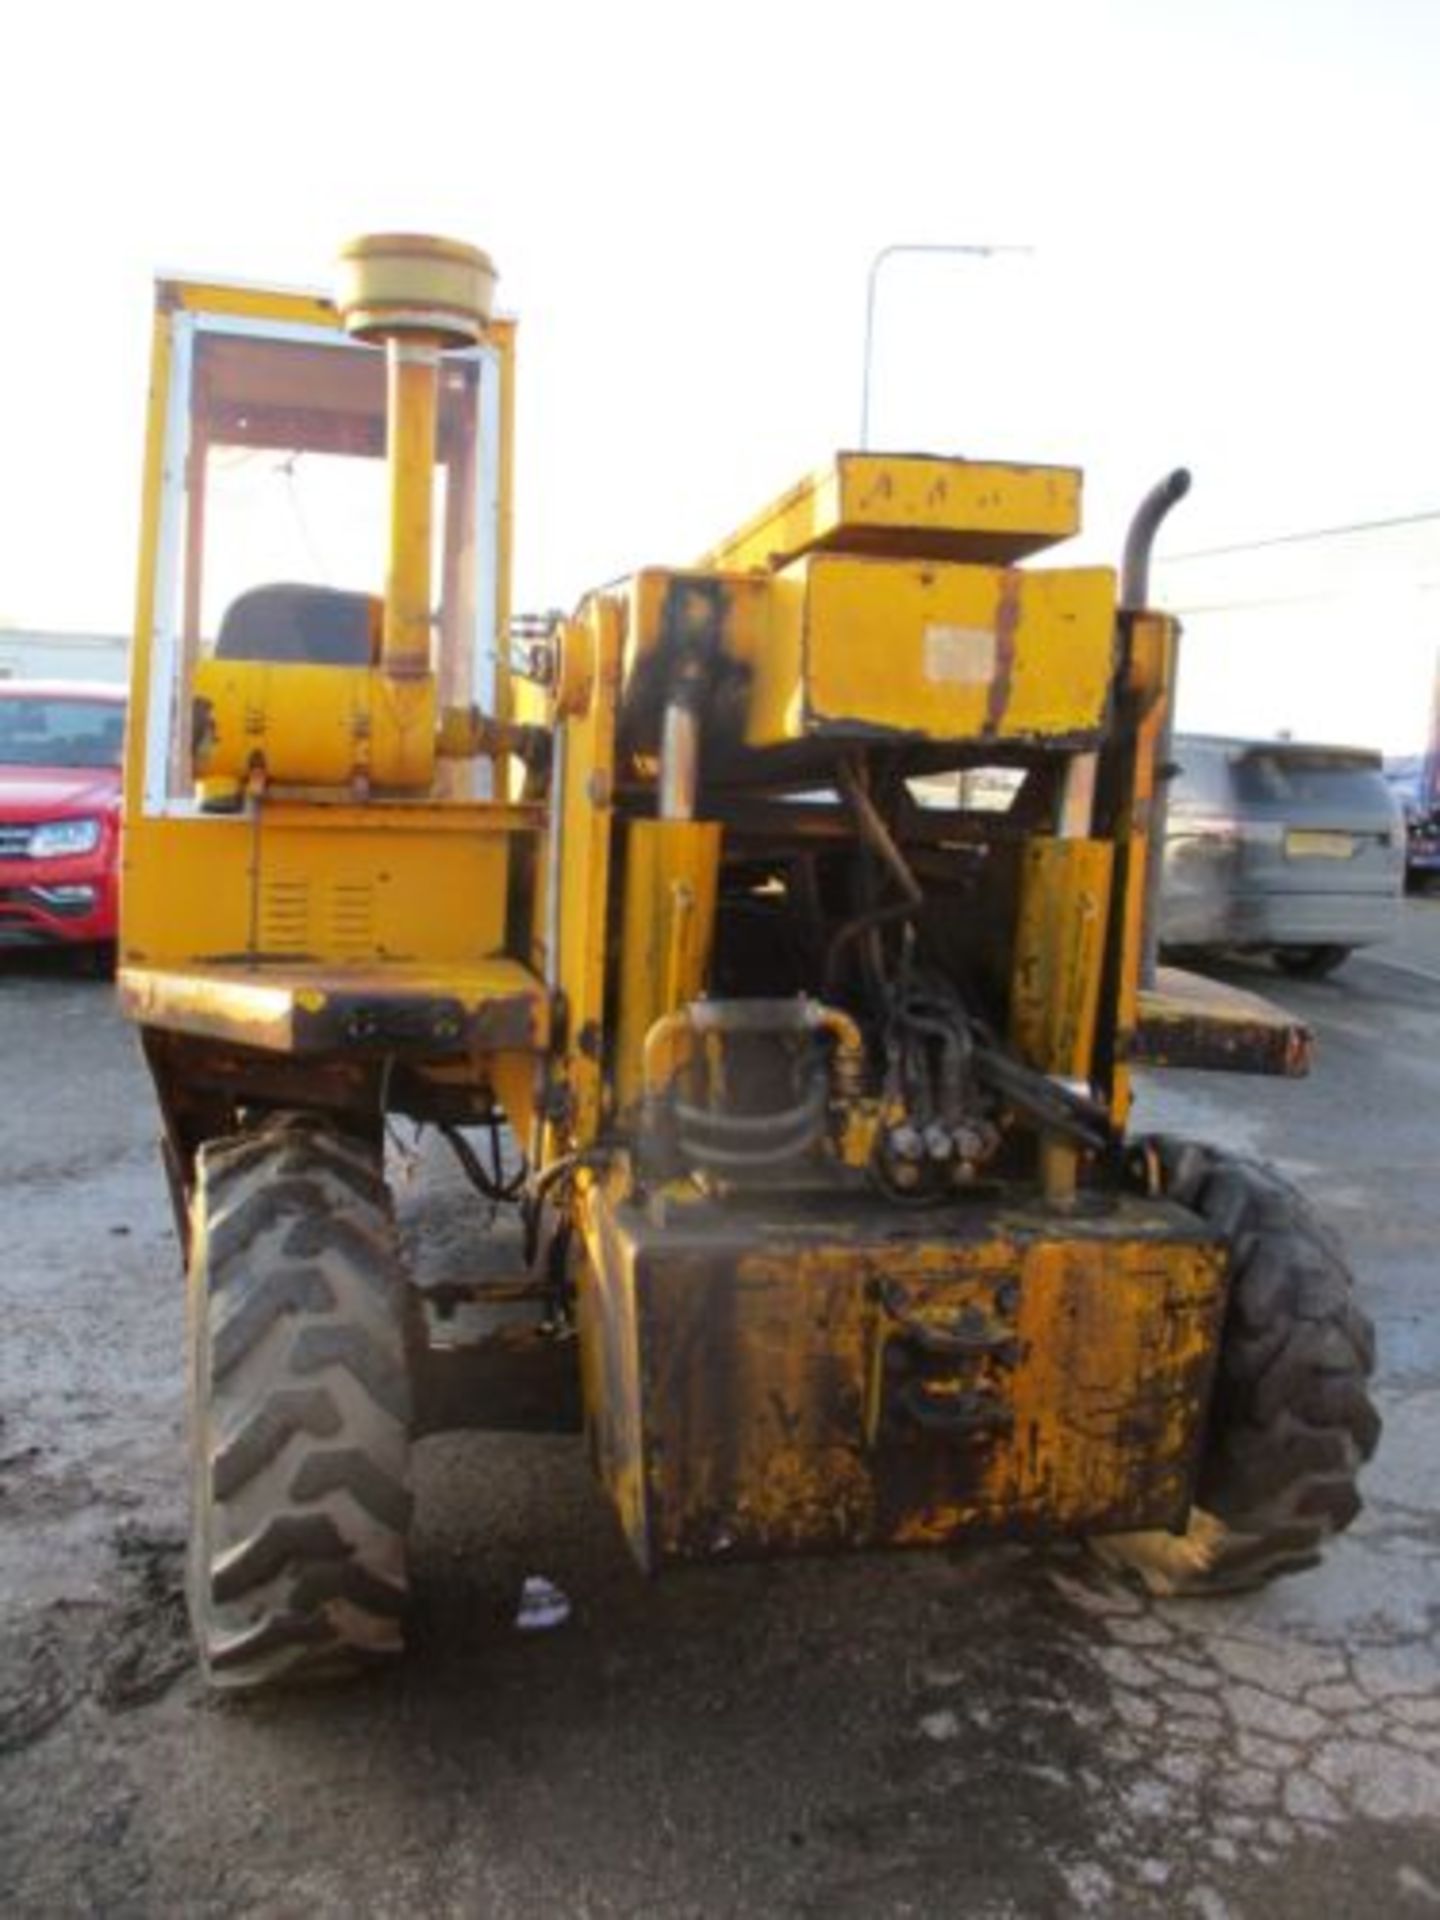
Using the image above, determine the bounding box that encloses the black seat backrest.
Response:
[214,584,382,667]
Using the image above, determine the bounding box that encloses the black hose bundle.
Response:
[833,753,1113,1164]
[438,1119,527,1204]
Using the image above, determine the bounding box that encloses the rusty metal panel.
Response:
[613,819,722,1111]
[117,956,549,1056]
[577,1189,1227,1572]
[1101,612,1178,1126]
[576,1183,652,1553]
[1131,966,1313,1076]
[1010,837,1114,1077]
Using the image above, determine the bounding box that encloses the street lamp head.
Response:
[859,241,1035,449]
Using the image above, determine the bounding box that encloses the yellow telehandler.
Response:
[118,235,1378,1689]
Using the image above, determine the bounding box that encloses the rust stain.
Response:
[1128,1008,1312,1076]
[1131,967,1313,1077]
[986,570,1022,736]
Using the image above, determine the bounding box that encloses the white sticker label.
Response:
[923,623,996,686]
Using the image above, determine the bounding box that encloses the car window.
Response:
[0,698,125,769]
[1170,743,1232,808]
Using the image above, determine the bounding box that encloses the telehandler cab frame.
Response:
[119,236,1378,1689]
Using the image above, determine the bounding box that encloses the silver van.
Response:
[1160,734,1404,976]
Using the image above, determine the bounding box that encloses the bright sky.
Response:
[4,0,1437,749]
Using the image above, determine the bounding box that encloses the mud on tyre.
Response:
[187,1113,412,1689]
[1095,1139,1381,1596]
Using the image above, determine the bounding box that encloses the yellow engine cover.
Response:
[192,659,437,790]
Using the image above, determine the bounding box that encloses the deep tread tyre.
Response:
[1094,1140,1380,1596]
[188,1114,412,1691]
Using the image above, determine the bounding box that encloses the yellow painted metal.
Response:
[335,236,497,690]
[126,272,519,811]
[154,275,514,373]
[546,593,623,1146]
[121,802,538,969]
[1133,966,1312,1077]
[698,453,1082,573]
[552,614,599,719]
[193,659,437,790]
[751,555,1116,747]
[1109,612,1177,1127]
[578,1188,1227,1570]
[123,263,530,1012]
[1010,837,1114,1077]
[381,341,442,680]
[577,1182,651,1551]
[117,955,547,1055]
[620,559,1116,750]
[613,820,722,1110]
[126,248,1263,1600]
[435,705,544,763]
[123,303,174,828]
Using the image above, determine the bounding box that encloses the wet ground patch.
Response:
[0,1522,188,1756]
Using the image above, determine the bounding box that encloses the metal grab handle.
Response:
[642,997,865,1101]
[674,1080,828,1143]
[877,1280,1021,1366]
[897,1378,1015,1436]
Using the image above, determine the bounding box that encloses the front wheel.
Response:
[1273,944,1351,978]
[187,1114,413,1690]
[1093,1140,1380,1595]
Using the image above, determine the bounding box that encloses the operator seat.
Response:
[214,583,382,667]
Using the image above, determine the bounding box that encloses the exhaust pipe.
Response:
[1121,468,1192,987]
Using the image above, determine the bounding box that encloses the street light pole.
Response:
[859,241,1033,449]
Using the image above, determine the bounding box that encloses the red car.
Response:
[0,681,126,960]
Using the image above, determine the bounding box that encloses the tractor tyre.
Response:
[187,1114,412,1690]
[1092,1139,1380,1596]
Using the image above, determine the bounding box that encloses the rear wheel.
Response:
[1093,1140,1380,1595]
[187,1114,412,1690]
[1273,943,1351,978]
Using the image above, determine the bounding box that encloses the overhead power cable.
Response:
[1164,508,1440,564]
[1173,581,1440,617]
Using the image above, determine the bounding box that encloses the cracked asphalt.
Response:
[1,912,1438,1918]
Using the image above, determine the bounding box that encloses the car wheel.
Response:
[74,942,116,980]
[1273,944,1351,979]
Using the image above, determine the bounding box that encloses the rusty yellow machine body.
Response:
[119,237,1371,1689]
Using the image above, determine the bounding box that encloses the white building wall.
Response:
[0,628,128,685]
